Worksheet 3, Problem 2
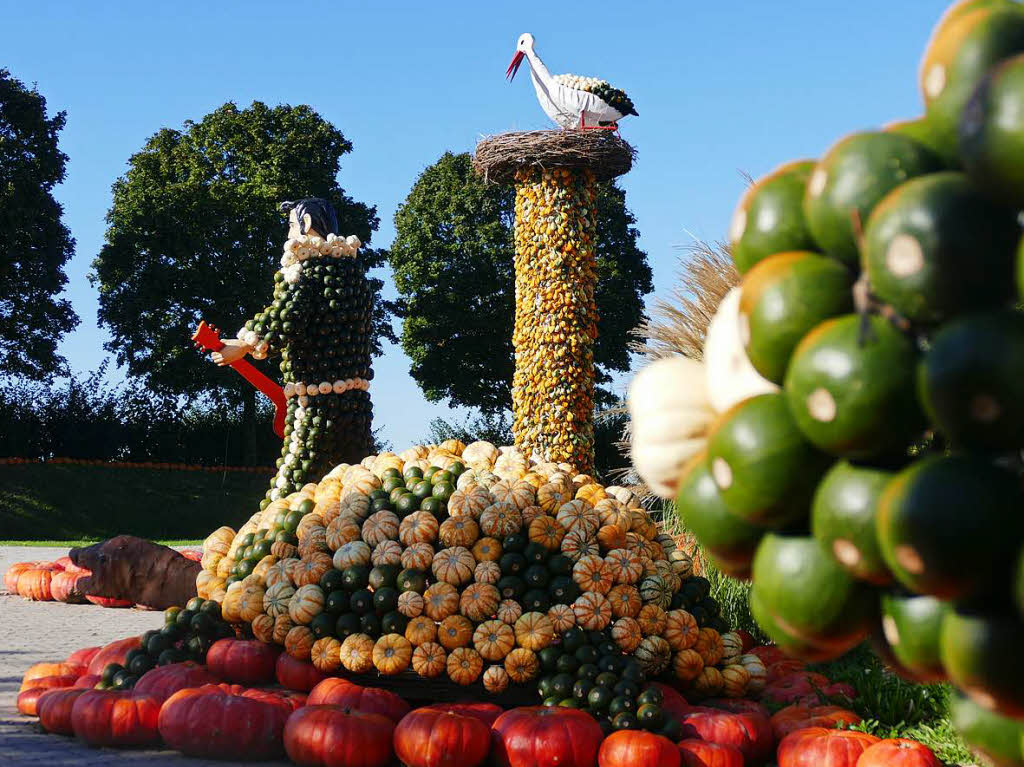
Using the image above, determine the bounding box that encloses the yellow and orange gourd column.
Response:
[511,166,599,473]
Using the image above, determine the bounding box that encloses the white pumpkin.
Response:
[628,356,716,499]
[703,287,779,413]
[462,440,500,472]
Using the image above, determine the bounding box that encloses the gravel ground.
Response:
[0,546,290,765]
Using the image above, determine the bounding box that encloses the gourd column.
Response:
[475,130,634,476]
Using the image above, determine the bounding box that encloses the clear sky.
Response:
[1,0,951,451]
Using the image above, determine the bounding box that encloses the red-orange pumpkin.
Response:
[70,690,162,747]
[646,682,690,721]
[85,595,134,607]
[73,674,102,688]
[205,638,278,685]
[132,661,220,704]
[50,571,87,603]
[276,652,328,692]
[158,684,294,760]
[702,698,771,719]
[4,561,39,593]
[598,730,681,767]
[776,728,880,767]
[491,707,604,767]
[21,662,84,691]
[770,704,862,741]
[16,568,53,600]
[394,707,491,767]
[307,679,410,724]
[680,710,773,763]
[421,702,503,727]
[37,687,89,735]
[855,738,941,767]
[284,705,395,767]
[86,636,142,675]
[66,646,101,667]
[678,740,744,767]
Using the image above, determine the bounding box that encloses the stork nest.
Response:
[473,130,635,185]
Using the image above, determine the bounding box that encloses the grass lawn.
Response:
[0,463,268,541]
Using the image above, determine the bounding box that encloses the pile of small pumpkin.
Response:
[195,439,761,706]
[16,631,947,767]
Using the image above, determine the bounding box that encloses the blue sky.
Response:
[2,0,950,450]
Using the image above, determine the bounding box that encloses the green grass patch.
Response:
[0,539,203,547]
[0,463,268,541]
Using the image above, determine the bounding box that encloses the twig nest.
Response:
[474,129,635,185]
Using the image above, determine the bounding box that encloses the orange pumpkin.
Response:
[285,626,315,661]
[721,665,751,698]
[471,537,503,563]
[607,584,643,618]
[397,591,424,618]
[372,540,403,567]
[326,516,361,550]
[473,620,516,661]
[537,483,570,513]
[692,666,725,697]
[292,553,332,587]
[694,628,724,667]
[288,584,325,625]
[547,604,576,633]
[528,516,565,551]
[573,592,612,631]
[400,511,440,546]
[480,503,523,538]
[411,642,447,678]
[405,616,437,646]
[373,634,412,675]
[611,617,643,652]
[572,555,614,594]
[460,583,500,622]
[504,647,540,683]
[497,599,523,625]
[605,548,644,584]
[474,560,501,585]
[311,637,342,673]
[401,542,434,571]
[423,582,459,621]
[273,615,294,646]
[362,510,400,546]
[637,605,668,636]
[596,525,628,552]
[439,516,480,548]
[339,633,375,673]
[665,610,700,651]
[483,665,510,694]
[514,612,555,651]
[431,547,475,586]
[556,500,599,535]
[447,647,483,685]
[561,529,599,562]
[673,649,705,681]
[438,615,474,650]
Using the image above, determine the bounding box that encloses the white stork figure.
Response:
[506,32,638,130]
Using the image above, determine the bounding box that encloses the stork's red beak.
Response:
[506,50,525,81]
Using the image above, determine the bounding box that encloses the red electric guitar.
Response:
[192,321,287,438]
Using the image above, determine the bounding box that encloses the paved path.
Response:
[0,546,290,765]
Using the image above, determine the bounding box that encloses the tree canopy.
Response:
[390,151,653,414]
[0,68,79,379]
[92,101,394,405]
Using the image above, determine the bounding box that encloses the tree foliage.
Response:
[92,101,394,404]
[0,68,79,379]
[390,152,653,414]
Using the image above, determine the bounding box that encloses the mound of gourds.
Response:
[631,1,1024,763]
[197,439,762,727]
[512,167,599,474]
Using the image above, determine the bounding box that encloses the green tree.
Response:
[0,68,79,378]
[92,102,394,451]
[390,151,653,413]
